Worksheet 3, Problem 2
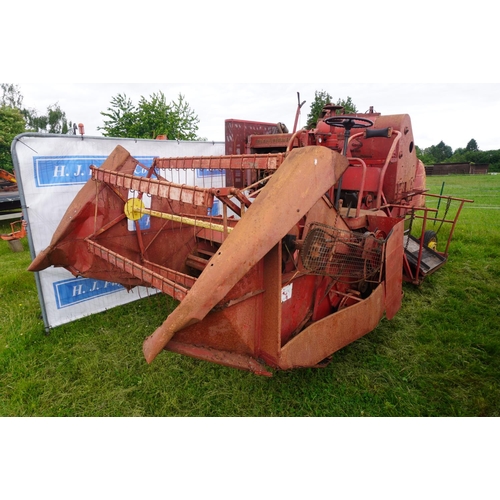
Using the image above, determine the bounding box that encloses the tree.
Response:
[134,92,172,138]
[336,96,358,114]
[432,141,453,162]
[99,91,201,140]
[99,93,136,137]
[1,83,74,172]
[306,90,359,129]
[415,145,439,165]
[165,93,201,141]
[466,138,479,152]
[306,90,333,129]
[0,105,26,172]
[1,84,23,108]
[416,141,453,164]
[2,83,72,134]
[24,102,70,134]
[0,84,27,172]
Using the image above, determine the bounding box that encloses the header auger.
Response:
[29,99,473,375]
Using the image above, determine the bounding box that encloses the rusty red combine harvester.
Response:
[29,101,472,376]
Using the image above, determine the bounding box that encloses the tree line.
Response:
[0,84,203,173]
[2,85,498,174]
[0,84,75,173]
[416,139,500,172]
[308,90,499,172]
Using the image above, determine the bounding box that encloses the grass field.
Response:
[1,174,499,417]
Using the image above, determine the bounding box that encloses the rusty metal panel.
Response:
[225,119,280,155]
[225,119,281,187]
[28,146,137,273]
[280,274,317,346]
[340,163,382,193]
[248,134,292,150]
[258,244,282,367]
[170,262,264,355]
[279,283,385,369]
[383,219,404,320]
[142,146,349,363]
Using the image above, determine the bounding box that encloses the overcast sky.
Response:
[4,0,498,154]
[15,83,500,152]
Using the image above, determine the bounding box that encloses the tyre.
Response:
[423,230,438,251]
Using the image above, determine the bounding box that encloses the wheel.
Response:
[423,230,438,250]
[324,116,374,130]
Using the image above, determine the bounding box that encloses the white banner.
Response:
[12,134,225,330]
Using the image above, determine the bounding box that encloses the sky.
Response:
[4,0,499,153]
[15,82,500,152]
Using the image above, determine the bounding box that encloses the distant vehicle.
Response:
[0,168,17,190]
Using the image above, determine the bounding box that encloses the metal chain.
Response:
[405,209,415,250]
[436,197,452,235]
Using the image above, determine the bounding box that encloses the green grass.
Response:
[1,174,499,417]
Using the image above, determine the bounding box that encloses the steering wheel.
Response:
[324,116,374,130]
[324,116,374,210]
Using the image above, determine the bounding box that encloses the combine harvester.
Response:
[29,100,472,376]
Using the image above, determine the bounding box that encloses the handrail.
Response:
[376,131,401,208]
[347,130,402,209]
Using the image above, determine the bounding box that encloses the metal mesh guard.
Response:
[300,223,385,282]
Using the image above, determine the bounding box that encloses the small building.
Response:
[425,162,489,176]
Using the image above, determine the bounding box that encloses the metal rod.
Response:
[136,207,233,234]
[434,182,445,226]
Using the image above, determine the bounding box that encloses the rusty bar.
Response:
[134,219,147,260]
[91,166,214,207]
[216,195,242,218]
[376,131,401,208]
[90,213,127,239]
[414,209,430,281]
[165,341,273,377]
[86,239,192,301]
[153,154,284,171]
[424,193,475,203]
[443,199,469,256]
[211,187,252,209]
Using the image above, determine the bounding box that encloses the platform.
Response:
[404,234,446,276]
